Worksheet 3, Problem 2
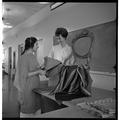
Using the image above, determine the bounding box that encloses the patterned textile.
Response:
[50,65,93,101]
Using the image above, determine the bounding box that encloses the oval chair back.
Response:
[71,29,95,70]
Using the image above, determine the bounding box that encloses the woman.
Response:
[49,27,75,65]
[47,27,75,90]
[14,37,46,117]
[48,28,92,101]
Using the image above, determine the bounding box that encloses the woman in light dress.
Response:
[14,37,46,117]
[49,27,75,65]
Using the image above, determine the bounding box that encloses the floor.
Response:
[20,109,41,118]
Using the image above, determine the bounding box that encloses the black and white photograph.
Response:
[2,1,117,119]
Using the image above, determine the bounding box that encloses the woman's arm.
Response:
[64,46,75,65]
[48,47,54,58]
[28,68,46,77]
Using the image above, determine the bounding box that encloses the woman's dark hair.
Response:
[22,36,38,55]
[2,70,8,79]
[55,27,68,39]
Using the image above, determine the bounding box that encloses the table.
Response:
[33,87,116,118]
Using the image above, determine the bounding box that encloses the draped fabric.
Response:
[14,57,22,92]
[44,57,62,87]
[14,53,41,113]
[49,65,93,101]
[36,39,45,66]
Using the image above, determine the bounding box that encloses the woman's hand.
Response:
[39,69,46,75]
[28,68,46,77]
[40,64,45,70]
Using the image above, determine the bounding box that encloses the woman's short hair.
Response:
[22,36,38,55]
[55,27,68,39]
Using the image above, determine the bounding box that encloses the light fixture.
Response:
[2,17,13,29]
[50,2,65,11]
[4,22,10,25]
[3,24,13,29]
[2,22,13,29]
[38,2,50,4]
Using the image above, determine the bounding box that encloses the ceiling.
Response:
[2,2,53,33]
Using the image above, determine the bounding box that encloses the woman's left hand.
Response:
[39,70,46,75]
